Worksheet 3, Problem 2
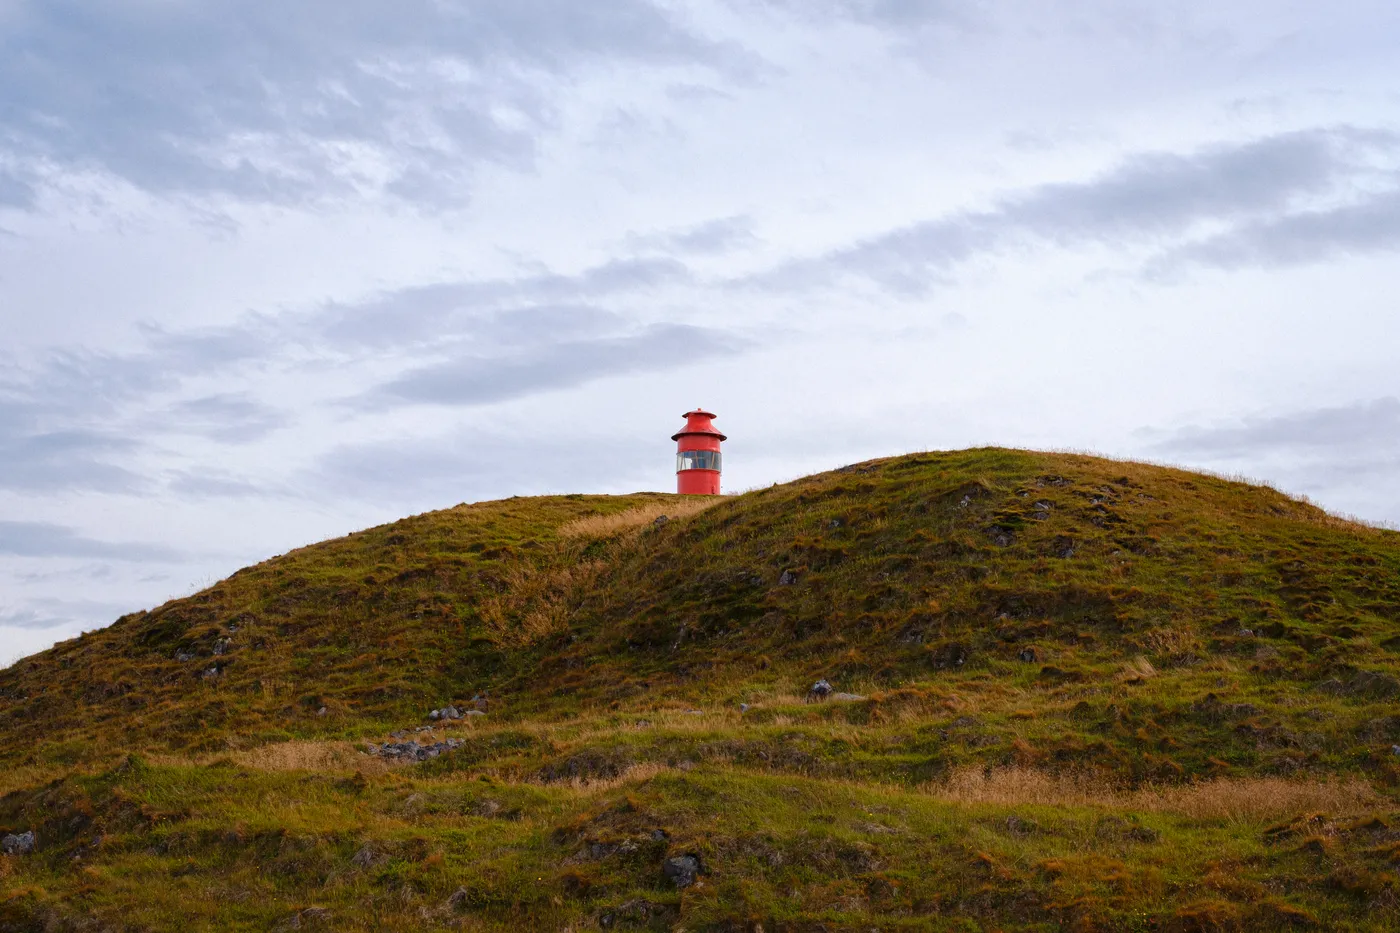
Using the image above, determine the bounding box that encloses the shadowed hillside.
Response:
[5,449,1400,931]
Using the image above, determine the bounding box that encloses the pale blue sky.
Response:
[3,0,1399,662]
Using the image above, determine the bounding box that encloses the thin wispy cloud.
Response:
[0,521,183,562]
[756,128,1400,294]
[0,0,745,207]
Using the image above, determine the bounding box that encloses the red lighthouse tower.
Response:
[672,408,725,495]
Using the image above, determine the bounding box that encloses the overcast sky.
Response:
[3,0,1399,664]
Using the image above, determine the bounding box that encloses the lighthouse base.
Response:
[677,469,720,495]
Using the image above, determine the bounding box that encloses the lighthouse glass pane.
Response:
[677,450,722,472]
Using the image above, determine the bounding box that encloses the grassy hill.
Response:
[5,448,1400,931]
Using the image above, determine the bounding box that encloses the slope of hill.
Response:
[4,448,1400,931]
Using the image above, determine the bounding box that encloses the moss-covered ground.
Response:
[4,448,1400,930]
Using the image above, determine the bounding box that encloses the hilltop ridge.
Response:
[5,448,1400,931]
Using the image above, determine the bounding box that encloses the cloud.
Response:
[0,167,35,208]
[0,252,733,495]
[153,393,288,444]
[1149,397,1400,458]
[359,322,747,409]
[1151,187,1400,272]
[314,428,658,504]
[757,127,1398,293]
[626,215,757,255]
[0,428,145,494]
[0,0,742,208]
[315,258,691,349]
[0,326,277,493]
[758,0,972,30]
[0,521,183,561]
[164,472,274,499]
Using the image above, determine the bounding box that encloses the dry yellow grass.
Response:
[1117,656,1158,681]
[933,767,1381,823]
[477,559,607,648]
[557,497,718,539]
[223,740,392,774]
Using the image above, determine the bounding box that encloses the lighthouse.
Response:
[672,408,725,495]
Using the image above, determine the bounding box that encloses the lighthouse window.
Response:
[677,450,722,472]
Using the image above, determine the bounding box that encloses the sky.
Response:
[2,0,1399,665]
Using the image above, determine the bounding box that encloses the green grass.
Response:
[4,448,1400,930]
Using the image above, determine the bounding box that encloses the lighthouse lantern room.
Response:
[672,408,725,495]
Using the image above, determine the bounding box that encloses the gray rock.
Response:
[653,515,669,527]
[174,651,195,662]
[372,737,465,761]
[428,709,441,721]
[463,709,486,717]
[663,854,701,888]
[290,907,330,928]
[2,831,35,855]
[829,692,866,702]
[778,569,799,585]
[351,844,381,868]
[808,679,834,701]
[441,705,463,720]
[1239,629,1255,638]
[446,887,470,911]
[316,707,327,716]
[739,703,750,713]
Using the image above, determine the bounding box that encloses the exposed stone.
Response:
[174,651,194,662]
[663,854,701,888]
[463,709,486,717]
[2,831,35,855]
[739,703,750,713]
[600,899,674,928]
[1018,647,1040,663]
[653,515,669,527]
[440,705,463,720]
[446,888,470,911]
[350,844,382,868]
[428,709,441,721]
[807,679,834,701]
[290,907,330,928]
[369,737,465,761]
[829,692,866,702]
[778,569,799,585]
